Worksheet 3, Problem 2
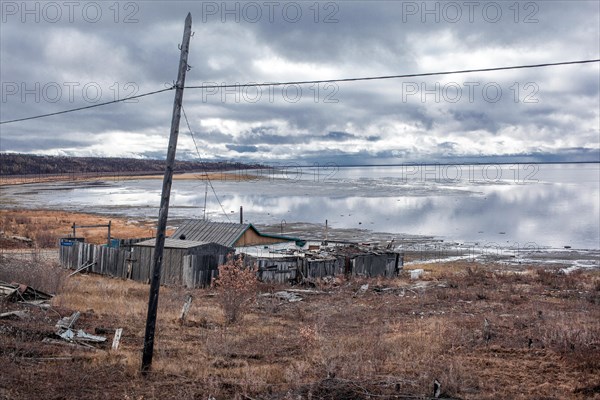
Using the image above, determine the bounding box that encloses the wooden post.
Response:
[107,220,111,247]
[202,181,208,220]
[141,12,192,375]
[179,294,193,324]
[70,222,110,241]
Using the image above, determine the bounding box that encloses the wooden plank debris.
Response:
[260,291,303,302]
[0,283,17,297]
[56,311,80,330]
[0,281,53,303]
[54,311,106,346]
[69,261,95,277]
[6,235,33,243]
[42,338,96,350]
[285,289,328,295]
[0,310,29,319]
[75,329,106,343]
[112,328,123,351]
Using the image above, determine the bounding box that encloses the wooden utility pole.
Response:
[141,12,192,374]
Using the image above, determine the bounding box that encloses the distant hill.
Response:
[0,153,261,176]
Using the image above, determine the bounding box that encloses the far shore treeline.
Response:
[0,153,263,176]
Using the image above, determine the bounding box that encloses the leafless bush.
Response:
[537,315,600,371]
[534,268,584,290]
[213,255,258,324]
[463,265,489,286]
[13,215,31,225]
[32,232,58,248]
[0,254,67,295]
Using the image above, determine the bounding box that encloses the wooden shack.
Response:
[242,247,402,284]
[132,238,232,287]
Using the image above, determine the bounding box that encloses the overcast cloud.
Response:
[0,0,599,164]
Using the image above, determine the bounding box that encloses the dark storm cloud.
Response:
[201,129,236,144]
[0,135,91,153]
[226,144,259,153]
[202,127,362,147]
[449,110,498,132]
[324,131,354,141]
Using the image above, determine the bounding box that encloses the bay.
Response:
[2,162,598,250]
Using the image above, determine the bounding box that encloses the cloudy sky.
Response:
[1,0,599,164]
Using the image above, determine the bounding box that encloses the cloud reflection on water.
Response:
[2,164,597,249]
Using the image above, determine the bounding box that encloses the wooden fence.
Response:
[59,242,227,287]
[60,242,130,278]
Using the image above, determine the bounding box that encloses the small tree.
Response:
[213,255,258,324]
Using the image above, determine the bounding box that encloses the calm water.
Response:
[2,163,599,250]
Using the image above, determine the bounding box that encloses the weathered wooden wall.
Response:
[59,242,130,278]
[244,256,300,284]
[60,242,230,287]
[132,247,187,284]
[182,252,227,288]
[60,242,402,287]
[352,253,400,277]
[301,257,346,279]
[243,252,402,284]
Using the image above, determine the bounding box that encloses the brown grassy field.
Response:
[0,171,261,186]
[0,254,598,399]
[0,209,172,248]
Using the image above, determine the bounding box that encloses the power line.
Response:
[0,87,175,125]
[185,59,600,89]
[181,105,232,223]
[2,58,599,125]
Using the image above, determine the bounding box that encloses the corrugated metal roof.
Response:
[170,220,251,247]
[133,238,212,249]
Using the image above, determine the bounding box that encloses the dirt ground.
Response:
[0,253,598,399]
[0,209,599,399]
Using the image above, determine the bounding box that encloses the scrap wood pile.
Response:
[0,280,53,305]
[47,311,107,348]
[1,281,122,351]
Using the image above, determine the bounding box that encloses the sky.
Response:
[1,0,599,164]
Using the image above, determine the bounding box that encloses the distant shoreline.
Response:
[328,160,600,168]
[0,170,262,186]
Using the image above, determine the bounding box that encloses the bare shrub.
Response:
[0,254,67,295]
[463,265,488,286]
[14,215,31,225]
[213,255,258,324]
[32,230,59,248]
[538,314,600,371]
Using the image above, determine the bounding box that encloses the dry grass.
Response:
[0,209,169,247]
[0,260,599,399]
[0,171,258,186]
[0,253,67,295]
